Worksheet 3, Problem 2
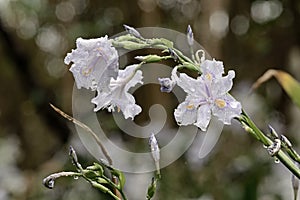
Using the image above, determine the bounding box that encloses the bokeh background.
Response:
[1,0,300,199]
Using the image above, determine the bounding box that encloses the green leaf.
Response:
[252,69,300,108]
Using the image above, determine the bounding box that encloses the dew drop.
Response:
[274,158,280,164]
[43,178,55,189]
[74,175,79,180]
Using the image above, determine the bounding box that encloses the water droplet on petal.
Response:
[229,101,239,108]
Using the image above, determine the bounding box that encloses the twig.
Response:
[49,104,113,165]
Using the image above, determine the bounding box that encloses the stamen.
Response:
[205,73,212,81]
[82,67,93,76]
[186,104,194,110]
[215,99,226,108]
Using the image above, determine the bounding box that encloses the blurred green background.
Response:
[0,0,300,199]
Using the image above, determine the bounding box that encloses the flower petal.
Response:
[194,104,212,131]
[212,94,242,124]
[65,36,119,90]
[212,70,235,96]
[201,59,224,79]
[174,101,197,126]
[177,73,199,94]
[92,64,143,119]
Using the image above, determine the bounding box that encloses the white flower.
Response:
[174,59,242,131]
[64,36,119,91]
[91,64,143,119]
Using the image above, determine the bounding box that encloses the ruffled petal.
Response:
[212,94,242,124]
[194,104,212,131]
[122,104,142,119]
[201,59,224,79]
[95,64,143,119]
[65,36,119,90]
[174,101,197,126]
[177,73,199,95]
[212,70,235,96]
[91,90,111,112]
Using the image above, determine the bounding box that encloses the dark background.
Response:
[0,0,300,199]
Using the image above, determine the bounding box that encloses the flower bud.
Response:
[149,133,160,162]
[123,24,142,38]
[187,25,194,46]
[135,55,165,63]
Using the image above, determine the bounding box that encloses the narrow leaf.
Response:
[252,69,300,108]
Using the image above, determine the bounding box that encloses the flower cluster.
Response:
[65,36,143,119]
[65,26,242,129]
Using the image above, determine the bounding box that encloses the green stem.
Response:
[239,110,300,178]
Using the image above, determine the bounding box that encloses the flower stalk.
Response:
[239,111,300,178]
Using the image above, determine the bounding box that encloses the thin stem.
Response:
[50,104,113,165]
[239,110,300,179]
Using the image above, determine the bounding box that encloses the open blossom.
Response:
[91,64,143,119]
[64,36,119,91]
[174,59,242,131]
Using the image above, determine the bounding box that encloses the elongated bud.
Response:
[149,133,160,162]
[168,48,179,62]
[43,171,80,189]
[187,25,194,46]
[149,133,160,176]
[280,134,292,148]
[123,24,142,38]
[135,55,166,63]
[268,125,279,138]
[69,146,83,170]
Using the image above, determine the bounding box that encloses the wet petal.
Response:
[177,73,199,94]
[174,101,197,126]
[92,64,143,119]
[65,36,119,90]
[212,70,235,96]
[194,104,212,131]
[201,59,224,79]
[91,91,111,112]
[212,94,242,124]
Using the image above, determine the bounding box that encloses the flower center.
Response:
[215,99,226,108]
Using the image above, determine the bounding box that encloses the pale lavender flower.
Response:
[91,64,143,119]
[174,59,242,131]
[64,36,119,91]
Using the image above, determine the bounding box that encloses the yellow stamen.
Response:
[186,104,194,110]
[117,107,121,112]
[215,99,226,108]
[205,73,212,81]
[82,67,93,76]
